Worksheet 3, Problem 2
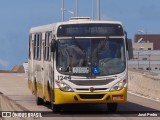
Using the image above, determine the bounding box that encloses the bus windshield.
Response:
[56,38,126,76]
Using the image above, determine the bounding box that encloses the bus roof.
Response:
[29,19,123,33]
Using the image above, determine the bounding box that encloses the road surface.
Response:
[0,73,160,120]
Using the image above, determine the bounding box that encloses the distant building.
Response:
[129,34,160,73]
[134,34,160,50]
[133,42,153,50]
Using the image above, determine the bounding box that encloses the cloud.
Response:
[0,59,9,68]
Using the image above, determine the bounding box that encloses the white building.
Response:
[133,42,153,50]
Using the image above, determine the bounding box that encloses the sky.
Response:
[0,0,160,70]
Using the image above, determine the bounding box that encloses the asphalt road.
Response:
[0,73,160,120]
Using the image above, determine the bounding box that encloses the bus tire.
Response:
[34,79,44,105]
[34,78,38,95]
[107,103,118,112]
[51,103,61,113]
[36,97,44,105]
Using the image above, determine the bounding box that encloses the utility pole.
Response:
[92,0,94,19]
[76,0,78,17]
[137,51,141,69]
[148,54,151,72]
[62,0,64,21]
[97,0,100,20]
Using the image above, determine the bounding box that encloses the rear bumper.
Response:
[54,87,127,104]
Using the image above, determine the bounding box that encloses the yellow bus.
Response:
[28,17,133,112]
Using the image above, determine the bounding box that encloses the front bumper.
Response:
[54,87,127,104]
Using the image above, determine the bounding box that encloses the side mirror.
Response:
[51,39,57,52]
[124,31,133,59]
[127,39,133,59]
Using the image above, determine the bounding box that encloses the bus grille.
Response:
[79,94,105,99]
[70,79,113,86]
[76,88,108,91]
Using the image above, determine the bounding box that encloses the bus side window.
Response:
[37,33,42,60]
[39,33,42,60]
[44,33,47,61]
[28,34,32,59]
[33,34,37,59]
[47,33,50,61]
[48,32,52,61]
[37,34,40,60]
[44,32,52,61]
[34,34,42,60]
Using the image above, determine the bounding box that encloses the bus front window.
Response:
[57,39,88,72]
[56,38,126,76]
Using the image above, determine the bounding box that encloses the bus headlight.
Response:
[110,80,127,91]
[56,81,73,92]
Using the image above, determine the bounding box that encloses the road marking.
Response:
[16,74,23,77]
[128,91,160,103]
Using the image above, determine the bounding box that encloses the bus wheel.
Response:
[51,103,61,113]
[34,79,37,95]
[36,97,44,105]
[107,103,118,112]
